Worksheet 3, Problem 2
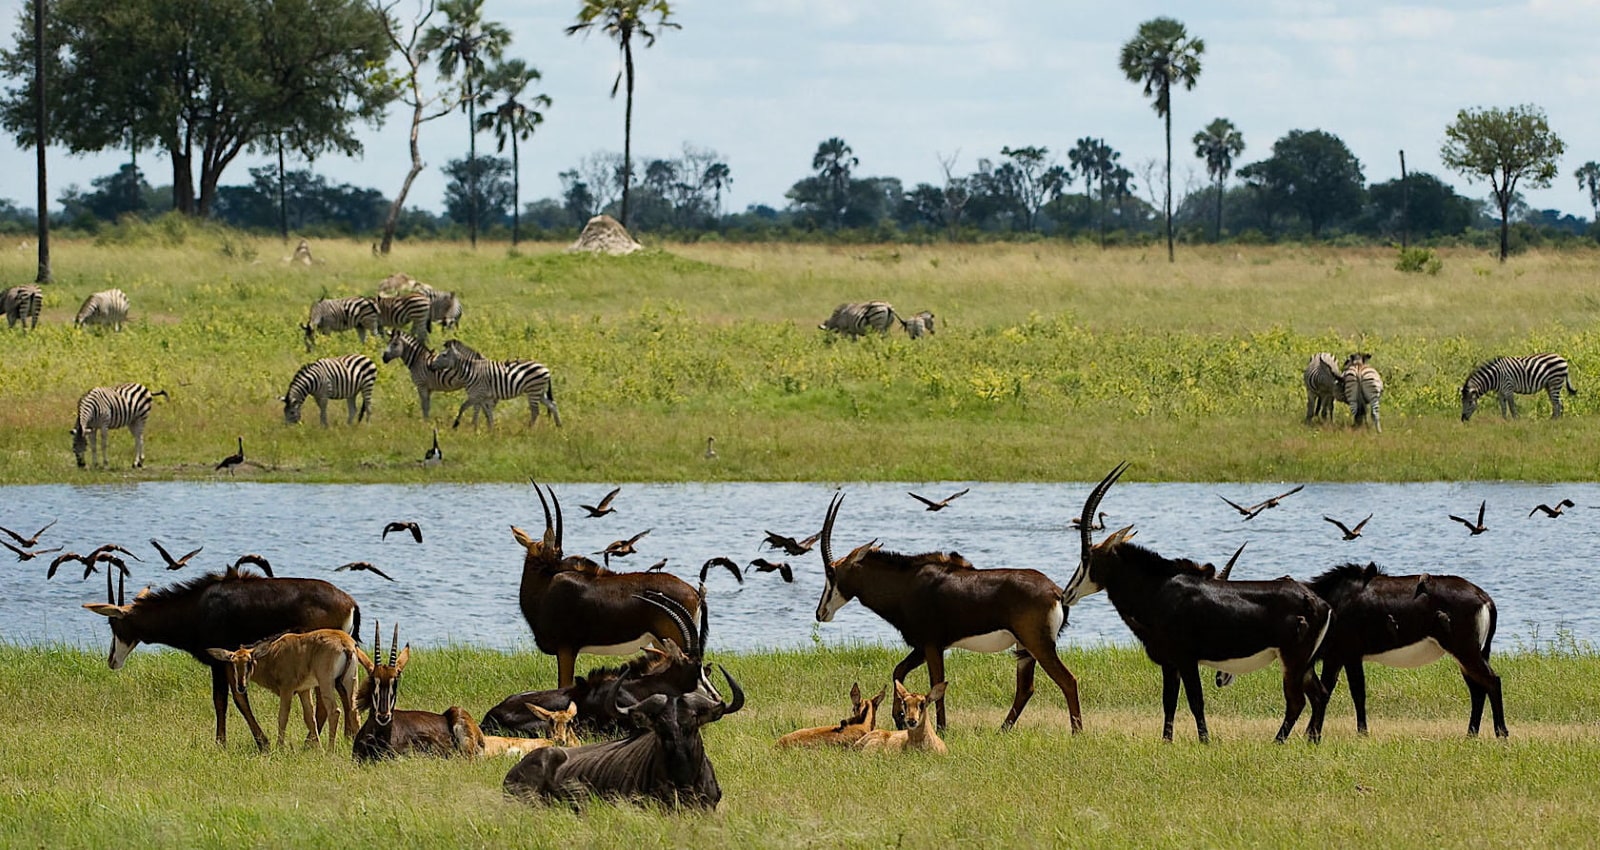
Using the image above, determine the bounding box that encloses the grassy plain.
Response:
[1,643,1597,848]
[3,234,1600,483]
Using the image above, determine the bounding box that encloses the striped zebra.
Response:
[71,382,167,468]
[74,288,129,331]
[2,284,42,329]
[819,301,900,336]
[899,310,936,339]
[1341,353,1384,433]
[414,283,463,329]
[382,329,471,419]
[1460,354,1577,421]
[1303,352,1340,423]
[303,296,380,352]
[374,292,432,340]
[430,339,560,430]
[282,354,377,426]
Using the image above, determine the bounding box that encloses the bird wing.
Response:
[34,545,62,556]
[1529,505,1545,517]
[1476,500,1486,524]
[1218,495,1252,515]
[1322,516,1351,535]
[700,557,743,585]
[778,563,794,583]
[234,554,274,578]
[946,487,971,502]
[597,487,620,510]
[381,522,398,540]
[47,552,83,579]
[30,519,57,541]
[368,564,395,581]
[1448,514,1472,528]
[407,523,422,543]
[0,538,23,557]
[908,492,938,508]
[149,539,177,567]
[1275,484,1306,501]
[627,529,652,546]
[179,545,203,564]
[0,525,27,546]
[1352,514,1372,533]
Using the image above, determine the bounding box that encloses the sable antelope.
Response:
[1071,512,1107,531]
[423,428,443,465]
[1323,514,1372,541]
[482,703,579,758]
[336,561,395,581]
[597,529,651,566]
[232,554,275,578]
[206,628,361,749]
[815,492,1083,732]
[855,682,948,754]
[580,487,621,518]
[1303,563,1507,739]
[762,530,819,557]
[82,570,358,747]
[776,683,885,749]
[0,519,56,548]
[0,540,60,562]
[704,437,717,459]
[1449,500,1488,535]
[747,559,794,583]
[699,557,744,585]
[1064,463,1332,743]
[215,437,244,475]
[150,539,203,570]
[908,488,969,512]
[513,482,702,688]
[382,521,423,543]
[352,623,486,761]
[1530,499,1575,518]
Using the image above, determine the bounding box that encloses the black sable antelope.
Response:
[352,623,486,761]
[815,492,1084,732]
[81,570,358,748]
[1064,463,1332,743]
[1303,563,1507,739]
[514,482,702,688]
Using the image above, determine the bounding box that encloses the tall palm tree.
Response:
[422,0,510,249]
[1575,161,1600,223]
[1193,118,1245,242]
[477,60,551,246]
[567,0,679,230]
[812,137,856,228]
[702,161,731,218]
[1120,17,1204,262]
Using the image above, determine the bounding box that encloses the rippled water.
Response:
[3,481,1596,656]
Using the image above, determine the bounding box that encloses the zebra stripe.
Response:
[2,284,42,329]
[74,288,129,331]
[900,310,936,339]
[304,296,380,351]
[72,382,166,468]
[1461,354,1577,421]
[431,339,560,430]
[819,301,900,336]
[413,283,463,329]
[1341,353,1384,433]
[375,293,432,340]
[282,354,377,426]
[1303,352,1340,423]
[381,329,471,419]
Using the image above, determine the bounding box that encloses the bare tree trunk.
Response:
[1164,106,1174,262]
[1214,175,1223,243]
[467,84,477,249]
[32,0,49,284]
[277,136,288,242]
[380,94,427,256]
[620,38,634,228]
[511,131,521,246]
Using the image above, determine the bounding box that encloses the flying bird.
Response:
[382,521,423,543]
[335,561,395,582]
[87,554,129,581]
[1529,499,1575,518]
[87,543,142,564]
[231,554,275,578]
[580,487,622,518]
[0,539,61,562]
[761,530,820,557]
[47,551,92,579]
[1323,513,1373,541]
[423,428,442,466]
[908,487,970,512]
[597,529,651,566]
[1250,485,1305,513]
[1448,500,1489,536]
[645,558,669,572]
[746,558,795,583]
[0,519,56,548]
[1071,512,1107,531]
[149,539,204,570]
[215,436,244,475]
[1218,494,1257,517]
[699,557,745,585]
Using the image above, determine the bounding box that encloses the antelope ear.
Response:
[135,586,153,600]
[394,645,411,672]
[558,703,577,720]
[927,682,948,702]
[354,648,375,673]
[1362,562,1379,584]
[869,687,887,707]
[205,648,233,663]
[849,682,862,708]
[82,602,128,619]
[529,704,556,722]
[893,681,910,701]
[511,525,538,551]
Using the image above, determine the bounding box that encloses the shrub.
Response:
[1395,245,1443,275]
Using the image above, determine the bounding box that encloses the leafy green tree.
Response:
[566,0,679,229]
[1440,104,1566,261]
[1120,16,1203,261]
[559,169,598,225]
[442,155,513,227]
[1069,138,1118,245]
[1364,172,1477,240]
[996,145,1069,232]
[423,0,510,248]
[477,59,551,245]
[811,137,857,228]
[1239,130,1365,238]
[1574,161,1600,222]
[1192,117,1244,241]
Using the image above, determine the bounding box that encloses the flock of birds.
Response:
[1207,484,1579,542]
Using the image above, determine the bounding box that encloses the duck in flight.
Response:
[747,558,795,583]
[580,487,622,518]
[1448,500,1489,535]
[0,519,56,548]
[597,529,651,566]
[335,561,395,581]
[0,539,60,562]
[909,487,970,512]
[761,530,820,557]
[1322,513,1372,541]
[1529,499,1575,518]
[150,539,204,570]
[382,521,423,543]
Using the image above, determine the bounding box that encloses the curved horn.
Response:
[372,619,382,661]
[717,664,744,715]
[550,486,564,551]
[389,623,398,667]
[635,591,700,659]
[820,491,843,576]
[698,585,710,655]
[531,479,555,549]
[1064,462,1129,603]
[1217,541,1248,581]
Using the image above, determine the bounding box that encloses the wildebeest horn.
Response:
[1079,462,1129,573]
[820,491,843,576]
[717,664,744,715]
[636,591,700,659]
[389,623,399,666]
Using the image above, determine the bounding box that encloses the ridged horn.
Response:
[389,623,398,666]
[636,591,700,660]
[717,664,744,715]
[820,491,843,577]
[1079,462,1128,572]
[372,619,382,662]
[531,479,555,550]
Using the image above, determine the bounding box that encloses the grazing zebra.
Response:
[1460,354,1577,421]
[303,296,380,352]
[282,354,378,426]
[71,382,167,468]
[1303,352,1340,423]
[1341,353,1384,433]
[74,288,129,331]
[430,339,560,430]
[819,301,900,336]
[374,293,431,340]
[414,283,463,329]
[381,329,471,419]
[900,310,936,339]
[2,284,42,329]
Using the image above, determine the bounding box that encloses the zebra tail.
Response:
[1567,378,1578,396]
[151,389,171,400]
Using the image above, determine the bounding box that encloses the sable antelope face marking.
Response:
[82,602,139,669]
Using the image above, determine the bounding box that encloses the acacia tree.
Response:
[1193,118,1244,242]
[1574,161,1600,223]
[566,0,679,230]
[1441,104,1565,261]
[1120,16,1204,262]
[998,145,1069,232]
[477,59,550,245]
[422,0,509,249]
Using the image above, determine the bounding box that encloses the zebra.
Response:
[71,382,167,468]
[74,288,129,331]
[414,283,463,329]
[819,301,900,336]
[381,329,471,419]
[899,310,936,339]
[303,296,380,352]
[374,292,432,340]
[2,284,42,329]
[1303,352,1340,423]
[1341,352,1384,433]
[1461,354,1577,421]
[282,354,378,426]
[430,339,560,430]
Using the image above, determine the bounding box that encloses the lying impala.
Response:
[855,682,948,754]
[776,683,886,749]
[482,704,579,758]
[206,629,361,749]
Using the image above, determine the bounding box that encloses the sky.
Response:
[0,0,1596,219]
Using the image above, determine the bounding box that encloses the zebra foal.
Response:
[2,284,42,329]
[71,383,167,468]
[382,330,469,419]
[303,297,380,352]
[74,289,129,331]
[429,340,560,430]
[1341,353,1384,432]
[1460,354,1577,421]
[282,354,377,426]
[1303,352,1340,423]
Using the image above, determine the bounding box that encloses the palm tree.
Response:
[812,137,857,229]
[1575,161,1600,223]
[702,161,731,218]
[477,60,551,246]
[1120,17,1204,262]
[422,0,510,249]
[567,0,680,230]
[1193,118,1245,242]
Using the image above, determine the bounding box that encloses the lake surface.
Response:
[2,481,1596,656]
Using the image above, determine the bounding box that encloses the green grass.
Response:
[1,643,1597,848]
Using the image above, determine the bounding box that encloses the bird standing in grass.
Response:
[423,428,442,466]
[704,437,717,459]
[215,437,244,475]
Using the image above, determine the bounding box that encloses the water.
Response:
[3,481,1596,656]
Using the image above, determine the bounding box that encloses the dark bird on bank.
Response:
[149,539,203,570]
[645,558,669,572]
[597,529,651,566]
[0,539,61,562]
[0,519,56,548]
[231,553,275,578]
[215,436,244,475]
[1448,500,1489,536]
[699,557,745,585]
[1323,513,1373,541]
[423,427,442,466]
[1530,499,1575,518]
[580,487,622,518]
[335,561,395,581]
[761,530,820,557]
[908,487,970,512]
[746,558,794,583]
[704,437,717,459]
[1070,512,1107,531]
[382,521,423,543]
